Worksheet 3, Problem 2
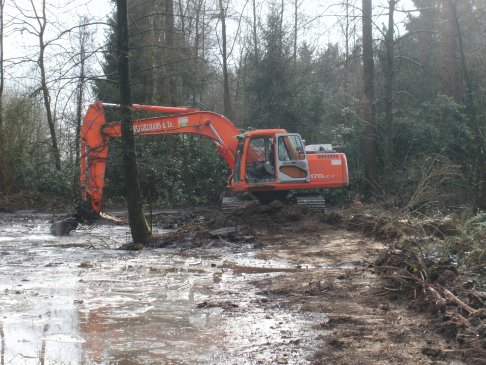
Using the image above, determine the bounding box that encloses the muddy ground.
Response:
[0,203,480,364]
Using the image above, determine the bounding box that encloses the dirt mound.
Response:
[149,200,314,248]
[230,200,309,226]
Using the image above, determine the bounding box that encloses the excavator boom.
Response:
[79,102,240,217]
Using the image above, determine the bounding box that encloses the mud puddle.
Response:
[0,216,323,364]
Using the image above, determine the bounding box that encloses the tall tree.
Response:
[383,0,396,194]
[192,0,205,104]
[164,0,177,105]
[116,0,151,244]
[362,0,377,196]
[218,0,233,119]
[245,5,295,130]
[73,17,92,198]
[151,0,161,103]
[439,0,462,102]
[16,0,62,170]
[447,0,486,208]
[0,0,8,193]
[252,0,259,60]
[293,0,298,63]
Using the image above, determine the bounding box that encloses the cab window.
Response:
[278,135,305,161]
[245,136,275,182]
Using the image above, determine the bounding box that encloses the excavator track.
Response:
[221,196,241,213]
[221,194,326,213]
[295,195,326,212]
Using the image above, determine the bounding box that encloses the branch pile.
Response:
[339,210,486,364]
[376,247,486,363]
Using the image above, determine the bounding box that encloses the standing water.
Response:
[0,215,323,364]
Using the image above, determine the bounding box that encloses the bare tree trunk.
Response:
[202,1,206,65]
[383,0,396,196]
[36,0,61,171]
[165,0,177,105]
[252,0,258,59]
[193,0,203,104]
[279,0,284,49]
[116,0,151,244]
[177,0,186,36]
[293,0,298,63]
[0,0,8,194]
[234,46,245,120]
[151,0,160,102]
[448,1,486,208]
[74,19,89,199]
[344,0,350,64]
[362,0,377,197]
[219,0,233,119]
[440,0,462,102]
[74,47,85,197]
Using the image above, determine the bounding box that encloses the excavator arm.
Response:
[79,102,240,219]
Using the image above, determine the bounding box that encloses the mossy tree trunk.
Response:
[116,0,151,244]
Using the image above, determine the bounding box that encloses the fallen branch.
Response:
[100,212,127,224]
[443,288,477,315]
[426,286,446,312]
[380,263,477,317]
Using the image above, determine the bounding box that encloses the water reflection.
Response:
[1,310,82,365]
[0,218,320,364]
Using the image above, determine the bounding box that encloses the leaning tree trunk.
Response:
[116,0,151,244]
[362,0,377,197]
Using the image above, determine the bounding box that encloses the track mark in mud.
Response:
[250,225,467,365]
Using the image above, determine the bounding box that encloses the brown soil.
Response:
[145,201,486,364]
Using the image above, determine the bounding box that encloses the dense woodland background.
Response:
[0,0,484,211]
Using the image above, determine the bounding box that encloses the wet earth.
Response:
[0,210,467,365]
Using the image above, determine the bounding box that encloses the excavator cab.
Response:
[232,131,310,187]
[231,129,348,198]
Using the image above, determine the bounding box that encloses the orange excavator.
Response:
[76,102,348,221]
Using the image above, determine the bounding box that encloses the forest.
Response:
[0,0,483,212]
[2,1,486,363]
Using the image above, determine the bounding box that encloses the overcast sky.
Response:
[3,0,415,94]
